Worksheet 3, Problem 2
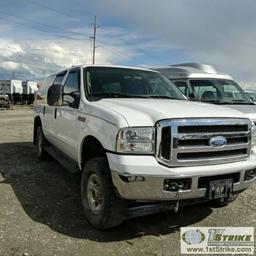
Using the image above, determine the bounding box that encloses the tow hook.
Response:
[174,183,183,214]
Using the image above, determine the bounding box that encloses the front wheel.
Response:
[81,157,126,229]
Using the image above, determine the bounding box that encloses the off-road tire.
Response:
[81,157,126,229]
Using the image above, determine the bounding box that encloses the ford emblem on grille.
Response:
[209,136,227,147]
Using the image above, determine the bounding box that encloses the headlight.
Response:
[116,127,155,154]
[251,122,256,148]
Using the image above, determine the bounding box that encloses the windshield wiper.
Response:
[218,99,255,105]
[147,95,181,100]
[200,99,254,105]
[89,92,150,99]
[200,99,221,103]
[89,93,181,100]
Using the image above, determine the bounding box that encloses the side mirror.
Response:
[63,90,80,108]
[47,84,62,106]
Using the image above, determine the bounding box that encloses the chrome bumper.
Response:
[111,170,255,201]
[107,151,256,201]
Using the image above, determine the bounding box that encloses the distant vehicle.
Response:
[154,63,256,123]
[245,91,256,102]
[22,81,38,104]
[0,79,23,104]
[0,94,12,109]
[11,80,23,103]
[34,65,256,229]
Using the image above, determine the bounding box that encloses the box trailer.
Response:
[0,80,12,108]
[11,80,23,104]
[0,80,11,95]
[22,81,38,104]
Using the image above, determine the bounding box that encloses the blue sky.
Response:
[0,0,256,87]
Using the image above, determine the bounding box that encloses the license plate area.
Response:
[208,178,233,200]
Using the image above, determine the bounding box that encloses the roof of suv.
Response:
[52,65,160,75]
[83,64,159,72]
[154,63,233,80]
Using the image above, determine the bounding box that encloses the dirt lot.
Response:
[0,108,255,256]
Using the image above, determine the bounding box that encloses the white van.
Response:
[155,63,256,123]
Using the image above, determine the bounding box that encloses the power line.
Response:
[25,0,76,19]
[0,10,88,39]
[0,15,86,41]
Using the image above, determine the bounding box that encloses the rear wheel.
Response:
[36,126,49,160]
[81,157,126,229]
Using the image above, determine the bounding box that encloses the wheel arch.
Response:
[33,116,42,145]
[80,135,107,170]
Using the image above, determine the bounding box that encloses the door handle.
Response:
[54,108,57,119]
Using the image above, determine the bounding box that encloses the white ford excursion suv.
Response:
[34,65,256,229]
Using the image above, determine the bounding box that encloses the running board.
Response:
[45,146,80,173]
[125,202,176,219]
[125,199,209,219]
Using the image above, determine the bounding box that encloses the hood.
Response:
[96,98,248,126]
[225,104,256,121]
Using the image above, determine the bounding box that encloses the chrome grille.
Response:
[156,118,252,167]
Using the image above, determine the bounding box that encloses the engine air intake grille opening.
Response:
[177,149,247,160]
[178,125,248,134]
[160,127,171,159]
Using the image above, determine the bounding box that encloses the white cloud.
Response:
[0,24,12,33]
[1,0,256,85]
[86,0,256,83]
[0,35,136,79]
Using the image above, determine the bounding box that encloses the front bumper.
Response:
[107,152,256,201]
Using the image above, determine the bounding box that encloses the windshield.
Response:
[189,79,252,104]
[84,67,185,100]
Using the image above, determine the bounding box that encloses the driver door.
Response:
[54,68,81,161]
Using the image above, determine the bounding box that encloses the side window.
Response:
[63,69,80,108]
[47,72,67,106]
[173,81,189,97]
[53,72,66,85]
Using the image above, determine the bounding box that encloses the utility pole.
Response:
[91,15,100,64]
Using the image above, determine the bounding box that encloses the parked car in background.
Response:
[34,65,256,229]
[0,94,12,109]
[155,63,256,123]
[245,90,256,103]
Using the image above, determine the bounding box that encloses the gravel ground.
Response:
[0,108,255,256]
